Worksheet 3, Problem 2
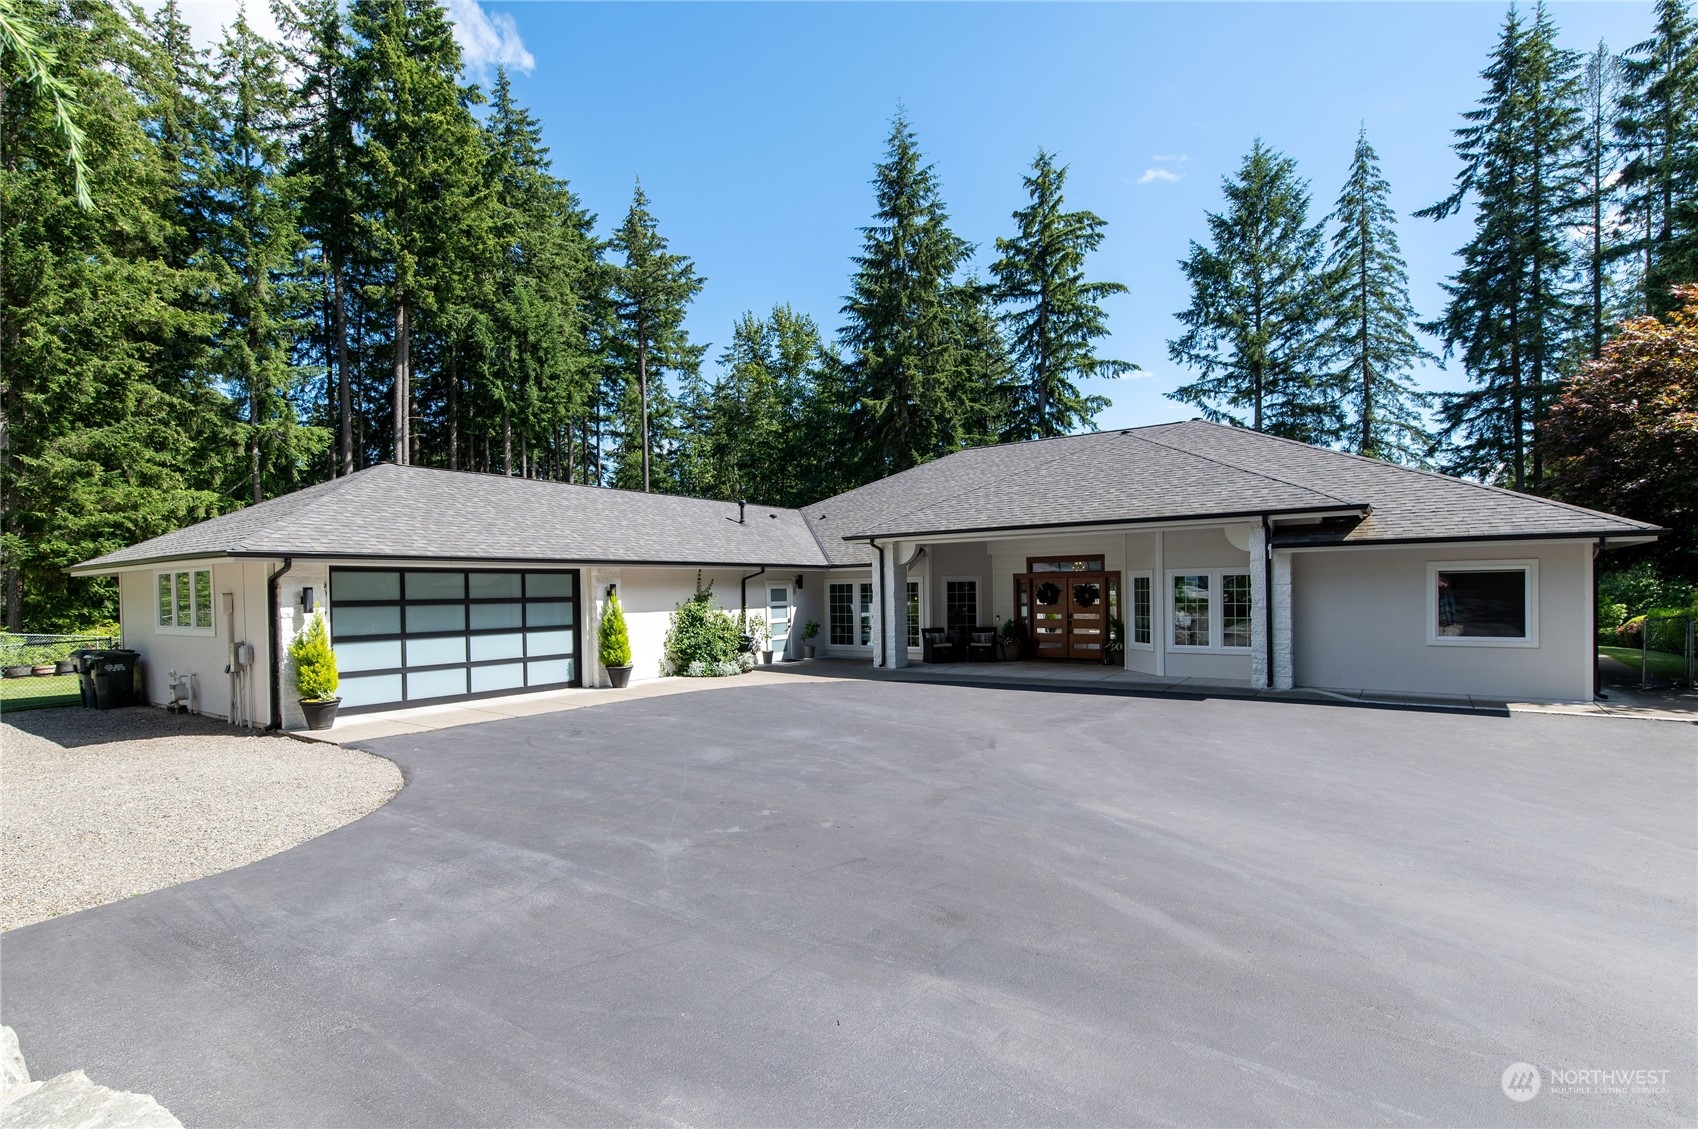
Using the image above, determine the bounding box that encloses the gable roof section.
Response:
[72,463,829,573]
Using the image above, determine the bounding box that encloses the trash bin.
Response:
[72,649,99,708]
[87,649,140,710]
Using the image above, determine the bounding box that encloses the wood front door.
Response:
[1018,571,1117,661]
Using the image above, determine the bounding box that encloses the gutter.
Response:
[265,556,293,731]
[1593,537,1606,700]
[1261,514,1273,689]
[739,566,766,617]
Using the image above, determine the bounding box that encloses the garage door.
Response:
[328,568,580,710]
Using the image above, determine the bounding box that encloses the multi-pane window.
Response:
[1172,575,1211,648]
[906,580,920,648]
[945,579,978,628]
[1131,575,1152,646]
[828,583,856,646]
[1222,574,1253,649]
[157,569,213,632]
[859,583,874,645]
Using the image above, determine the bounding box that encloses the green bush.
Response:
[288,612,339,701]
[598,592,632,669]
[1599,561,1696,620]
[663,576,742,675]
[1598,601,1629,645]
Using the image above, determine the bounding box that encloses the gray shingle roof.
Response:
[72,463,830,572]
[73,421,1660,575]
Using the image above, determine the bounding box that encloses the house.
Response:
[69,420,1661,727]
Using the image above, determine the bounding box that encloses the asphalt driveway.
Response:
[2,681,1693,1127]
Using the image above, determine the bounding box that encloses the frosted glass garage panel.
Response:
[331,605,399,638]
[405,571,464,600]
[336,638,402,673]
[471,603,522,630]
[334,571,399,601]
[470,572,521,599]
[525,573,574,598]
[527,658,574,685]
[526,629,574,657]
[406,635,466,667]
[471,633,524,662]
[339,673,402,708]
[407,604,465,634]
[407,667,467,700]
[526,601,573,627]
[471,663,525,693]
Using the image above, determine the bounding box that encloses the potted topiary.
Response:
[801,619,819,659]
[998,618,1026,662]
[749,615,772,664]
[289,611,340,730]
[1103,616,1126,666]
[599,591,633,688]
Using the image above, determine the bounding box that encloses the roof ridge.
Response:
[1190,423,1660,529]
[362,461,807,516]
[1128,427,1360,509]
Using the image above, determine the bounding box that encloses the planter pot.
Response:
[737,634,755,655]
[31,664,56,677]
[299,697,340,731]
[761,650,774,665]
[4,665,33,679]
[802,644,816,659]
[55,659,78,674]
[607,664,633,689]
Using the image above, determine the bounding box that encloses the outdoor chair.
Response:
[921,628,961,664]
[966,626,998,662]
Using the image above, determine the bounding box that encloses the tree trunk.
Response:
[333,256,352,476]
[502,407,512,475]
[393,299,410,465]
[447,349,459,471]
[638,335,651,492]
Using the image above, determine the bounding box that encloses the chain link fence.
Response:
[0,632,121,676]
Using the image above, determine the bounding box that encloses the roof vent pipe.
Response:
[738,500,746,524]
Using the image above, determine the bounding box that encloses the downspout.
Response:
[871,540,886,667]
[1593,537,1606,700]
[1261,515,1274,688]
[265,556,293,730]
[739,566,766,618]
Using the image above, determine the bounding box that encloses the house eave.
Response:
[844,505,1371,544]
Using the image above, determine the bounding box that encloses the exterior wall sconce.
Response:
[300,587,315,612]
[795,574,804,590]
[606,583,618,599]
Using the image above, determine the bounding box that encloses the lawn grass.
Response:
[0,673,81,712]
[1599,645,1694,684]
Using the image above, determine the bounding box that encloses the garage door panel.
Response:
[340,673,402,708]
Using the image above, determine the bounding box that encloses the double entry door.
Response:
[1016,570,1118,661]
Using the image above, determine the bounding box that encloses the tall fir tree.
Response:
[1614,0,1698,316]
[839,112,981,477]
[1419,2,1587,490]
[1167,139,1336,442]
[991,150,1135,440]
[608,181,703,492]
[1321,127,1434,462]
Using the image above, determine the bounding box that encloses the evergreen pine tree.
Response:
[608,182,703,492]
[1419,2,1587,489]
[839,112,979,476]
[1167,139,1336,442]
[991,150,1135,440]
[1320,127,1435,462]
[1580,40,1626,358]
[1615,0,1698,315]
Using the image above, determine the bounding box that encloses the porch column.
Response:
[878,541,909,669]
[1250,523,1268,687]
[1271,550,1294,690]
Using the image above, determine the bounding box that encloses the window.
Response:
[1428,561,1538,647]
[1130,573,1152,648]
[906,580,920,648]
[828,583,856,646]
[1028,556,1105,573]
[945,578,979,628]
[156,569,214,633]
[859,582,874,645]
[1169,570,1252,653]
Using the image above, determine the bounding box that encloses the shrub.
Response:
[1598,601,1629,645]
[664,576,742,675]
[289,612,339,701]
[1599,561,1696,621]
[598,592,632,669]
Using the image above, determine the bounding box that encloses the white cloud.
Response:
[138,1,283,49]
[1151,153,1191,164]
[1138,168,1181,184]
[446,0,534,76]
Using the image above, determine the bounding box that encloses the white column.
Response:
[1271,550,1294,690]
[879,542,909,669]
[1154,529,1166,677]
[1250,523,1269,687]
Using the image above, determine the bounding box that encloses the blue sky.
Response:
[176,1,1656,431]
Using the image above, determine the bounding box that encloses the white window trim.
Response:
[826,579,870,651]
[904,577,925,653]
[1426,559,1539,648]
[1165,568,1252,654]
[1127,570,1154,651]
[155,568,216,636]
[943,575,982,629]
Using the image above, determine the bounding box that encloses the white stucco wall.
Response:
[1290,540,1594,701]
[117,558,273,725]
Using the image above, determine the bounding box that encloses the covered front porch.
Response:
[846,518,1293,690]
